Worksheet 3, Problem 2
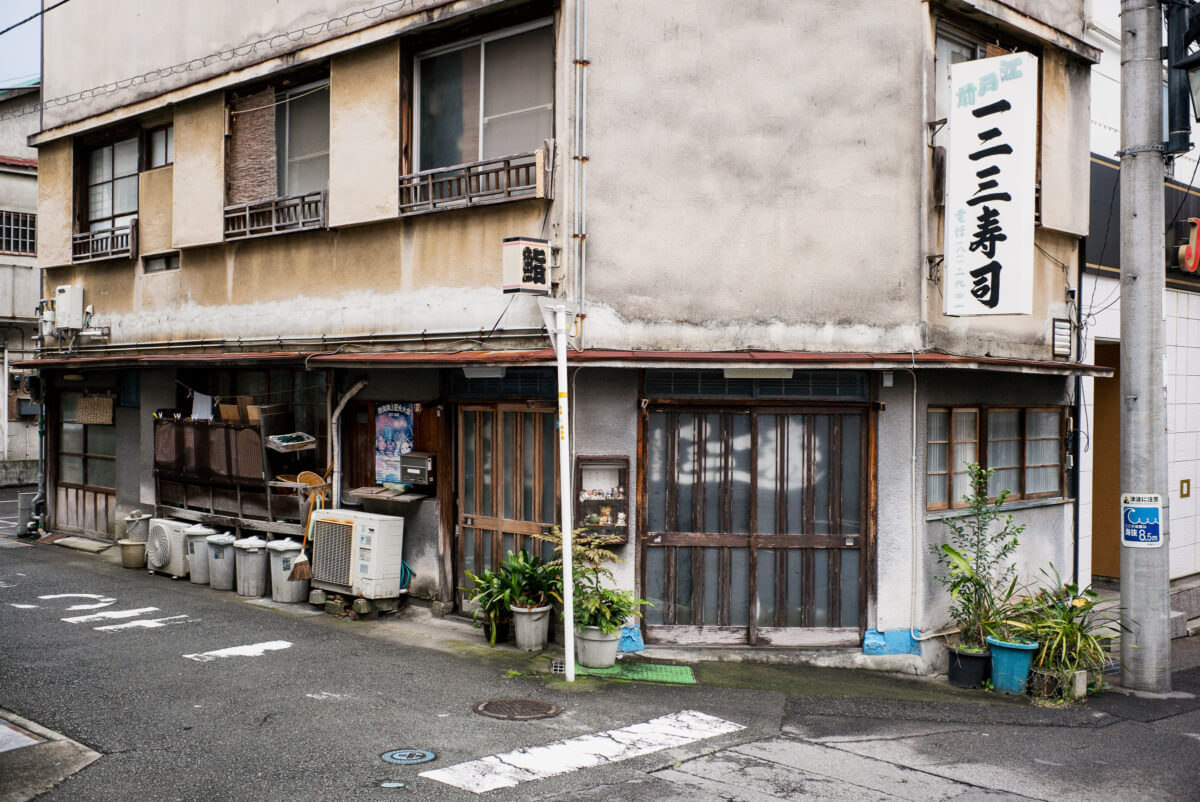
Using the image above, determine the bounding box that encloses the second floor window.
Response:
[146,125,174,168]
[0,210,36,255]
[87,138,138,233]
[416,20,554,170]
[275,82,329,196]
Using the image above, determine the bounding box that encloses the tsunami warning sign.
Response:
[1121,494,1163,549]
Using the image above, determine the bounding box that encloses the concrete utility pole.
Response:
[1119,0,1172,692]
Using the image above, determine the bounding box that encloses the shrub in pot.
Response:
[573,569,651,668]
[502,548,562,652]
[461,564,519,646]
[931,463,1024,688]
[1007,565,1121,700]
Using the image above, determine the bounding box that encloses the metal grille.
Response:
[312,517,353,587]
[0,210,35,255]
[645,370,869,401]
[233,429,264,479]
[208,427,229,478]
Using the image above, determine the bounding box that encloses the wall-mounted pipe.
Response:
[330,378,368,509]
[572,0,589,349]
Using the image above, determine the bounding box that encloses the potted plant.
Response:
[932,462,1024,688]
[532,526,649,668]
[1007,565,1120,700]
[502,548,563,652]
[573,568,651,668]
[461,564,519,646]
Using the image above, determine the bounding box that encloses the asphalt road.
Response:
[6,534,1200,801]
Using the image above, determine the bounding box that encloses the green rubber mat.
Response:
[574,662,696,684]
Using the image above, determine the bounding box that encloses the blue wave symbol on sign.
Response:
[1124,507,1159,526]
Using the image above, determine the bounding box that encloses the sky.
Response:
[0,0,42,87]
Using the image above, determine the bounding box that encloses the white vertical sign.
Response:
[943,53,1038,316]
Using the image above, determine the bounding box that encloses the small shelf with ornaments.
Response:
[575,456,629,545]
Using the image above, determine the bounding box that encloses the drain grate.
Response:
[381,749,436,765]
[474,698,562,721]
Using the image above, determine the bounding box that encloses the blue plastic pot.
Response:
[985,635,1038,694]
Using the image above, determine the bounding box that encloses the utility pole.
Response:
[1119,0,1172,692]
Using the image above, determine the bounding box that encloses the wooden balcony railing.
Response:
[398,147,550,217]
[72,220,137,263]
[224,191,326,240]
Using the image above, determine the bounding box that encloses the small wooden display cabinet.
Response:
[575,456,629,545]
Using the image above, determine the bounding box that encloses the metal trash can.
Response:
[185,524,217,585]
[17,492,35,534]
[233,536,269,597]
[123,510,149,543]
[267,538,309,603]
[207,532,237,590]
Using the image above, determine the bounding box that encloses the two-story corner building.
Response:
[0,81,41,486]
[28,0,1105,670]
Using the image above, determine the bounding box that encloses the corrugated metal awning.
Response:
[17,348,1113,377]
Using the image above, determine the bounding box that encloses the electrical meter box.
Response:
[399,451,435,485]
[55,285,85,330]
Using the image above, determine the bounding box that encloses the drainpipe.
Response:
[573,0,589,348]
[1072,243,1085,586]
[29,375,45,536]
[330,378,367,509]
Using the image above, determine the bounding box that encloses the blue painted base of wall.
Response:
[862,628,921,656]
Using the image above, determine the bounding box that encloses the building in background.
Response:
[26,0,1102,671]
[1081,0,1200,635]
[0,80,41,486]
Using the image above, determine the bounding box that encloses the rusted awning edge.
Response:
[16,348,1114,378]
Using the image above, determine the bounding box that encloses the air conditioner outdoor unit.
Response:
[310,510,405,599]
[146,518,191,579]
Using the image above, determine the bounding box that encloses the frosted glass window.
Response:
[756,549,777,627]
[729,548,749,627]
[927,409,949,507]
[87,458,116,489]
[148,126,174,168]
[86,137,139,230]
[1024,409,1062,496]
[952,410,978,504]
[88,426,117,457]
[702,547,721,625]
[730,414,752,533]
[61,422,84,453]
[276,82,329,196]
[675,547,694,625]
[645,548,665,625]
[58,455,83,485]
[987,410,1021,499]
[418,21,553,169]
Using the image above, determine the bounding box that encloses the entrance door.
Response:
[456,404,558,602]
[641,406,867,646]
[1091,342,1121,578]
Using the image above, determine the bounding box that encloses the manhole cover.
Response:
[474,698,562,721]
[381,749,436,765]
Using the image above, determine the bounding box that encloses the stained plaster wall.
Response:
[570,369,638,593]
[875,370,1075,639]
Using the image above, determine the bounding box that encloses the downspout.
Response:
[330,378,367,509]
[573,0,589,347]
[30,373,45,535]
[1072,242,1086,585]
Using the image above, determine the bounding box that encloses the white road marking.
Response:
[0,540,29,549]
[94,615,190,632]
[39,593,118,611]
[62,607,159,623]
[305,692,349,700]
[8,603,38,609]
[420,710,745,793]
[0,580,16,587]
[0,721,41,753]
[183,640,293,662]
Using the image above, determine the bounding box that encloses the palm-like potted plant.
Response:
[502,548,562,652]
[932,462,1024,688]
[461,564,519,646]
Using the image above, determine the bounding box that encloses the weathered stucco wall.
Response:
[0,92,38,160]
[36,139,73,269]
[46,200,551,343]
[138,166,174,256]
[172,94,225,248]
[329,40,401,227]
[0,172,37,215]
[583,0,927,354]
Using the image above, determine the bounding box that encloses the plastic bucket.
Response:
[184,524,217,585]
[576,626,620,668]
[206,533,237,590]
[511,604,551,652]
[266,538,309,603]
[233,536,269,597]
[117,539,146,569]
[123,511,149,543]
[986,635,1038,694]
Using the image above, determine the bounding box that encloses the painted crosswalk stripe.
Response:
[62,607,159,623]
[94,615,190,632]
[183,640,293,662]
[420,710,745,793]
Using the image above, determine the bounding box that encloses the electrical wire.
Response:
[0,0,73,39]
[0,0,417,123]
[231,83,329,115]
[1168,152,1200,234]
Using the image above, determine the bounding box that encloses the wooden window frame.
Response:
[926,404,1065,510]
[83,136,140,233]
[144,124,174,169]
[57,422,116,494]
[985,407,1024,502]
[143,252,180,273]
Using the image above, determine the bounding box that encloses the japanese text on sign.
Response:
[1121,493,1163,549]
[944,53,1037,317]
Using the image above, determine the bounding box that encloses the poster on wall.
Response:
[943,52,1038,316]
[375,403,414,485]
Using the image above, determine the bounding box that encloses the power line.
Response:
[0,0,416,123]
[0,0,73,39]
